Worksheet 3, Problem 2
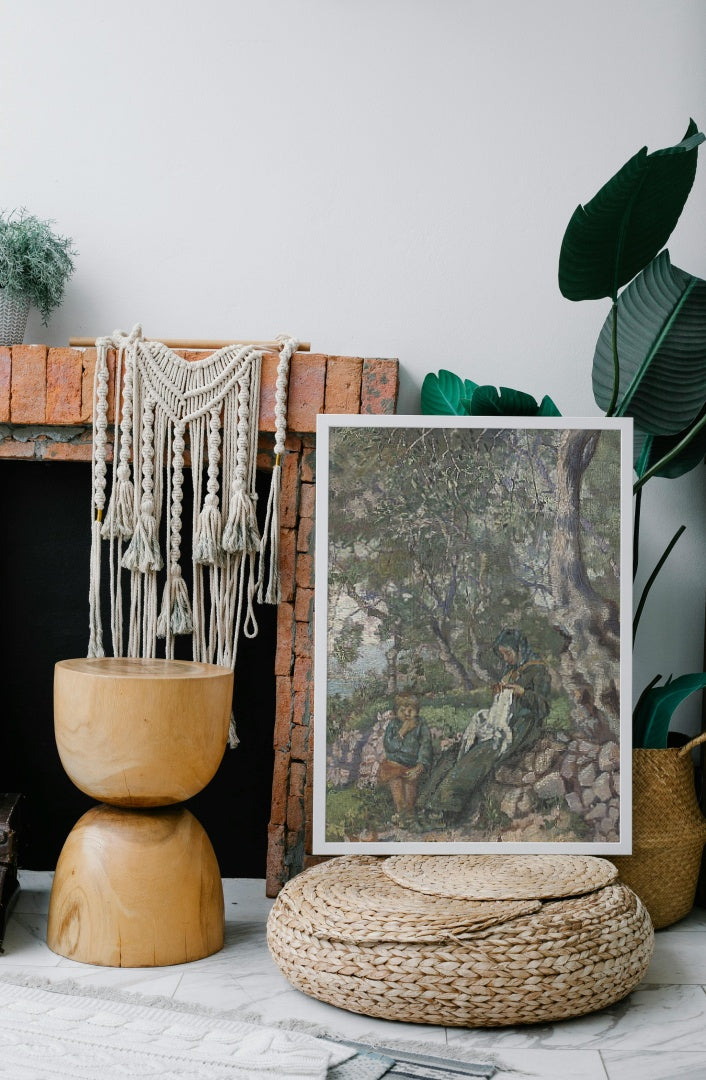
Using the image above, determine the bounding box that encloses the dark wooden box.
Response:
[0,793,23,949]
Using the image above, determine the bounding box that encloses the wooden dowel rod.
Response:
[69,337,311,351]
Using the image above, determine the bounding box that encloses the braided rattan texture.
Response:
[610,745,706,929]
[267,857,653,1027]
[276,856,540,943]
[0,291,29,346]
[382,853,618,900]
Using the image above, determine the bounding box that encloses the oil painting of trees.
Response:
[316,418,631,853]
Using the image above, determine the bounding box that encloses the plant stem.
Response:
[633,524,686,643]
[633,410,706,492]
[633,486,642,581]
[606,302,619,417]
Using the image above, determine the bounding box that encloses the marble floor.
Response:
[2,871,706,1079]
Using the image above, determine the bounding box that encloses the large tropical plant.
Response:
[422,122,706,748]
[558,120,706,748]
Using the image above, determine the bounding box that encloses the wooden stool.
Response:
[47,658,233,967]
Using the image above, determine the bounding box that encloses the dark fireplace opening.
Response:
[0,459,276,877]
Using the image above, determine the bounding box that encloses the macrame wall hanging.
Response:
[88,325,297,745]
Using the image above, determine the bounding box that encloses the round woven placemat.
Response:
[277,856,541,943]
[382,853,618,899]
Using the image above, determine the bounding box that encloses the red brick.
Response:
[279,528,297,603]
[269,751,290,825]
[289,761,307,800]
[11,345,46,422]
[292,690,310,727]
[265,824,286,897]
[0,348,10,422]
[294,619,312,661]
[45,348,83,423]
[80,348,96,421]
[258,351,279,433]
[274,602,295,676]
[274,676,293,751]
[325,356,363,413]
[300,443,316,483]
[41,441,95,462]
[284,434,302,453]
[290,724,309,762]
[293,656,312,694]
[299,482,315,520]
[280,451,300,528]
[361,358,399,414]
[295,552,314,591]
[0,439,35,458]
[294,586,314,623]
[287,355,327,433]
[304,765,315,853]
[297,516,314,554]
[287,797,304,835]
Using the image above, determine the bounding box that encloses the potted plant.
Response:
[0,209,76,345]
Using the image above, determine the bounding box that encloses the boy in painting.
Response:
[378,692,433,825]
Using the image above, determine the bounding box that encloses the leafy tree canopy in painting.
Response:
[328,426,621,730]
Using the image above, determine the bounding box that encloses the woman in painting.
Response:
[378,692,433,826]
[426,628,551,823]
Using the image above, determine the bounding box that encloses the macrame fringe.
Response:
[193,498,224,566]
[228,712,240,749]
[257,462,282,605]
[122,503,163,573]
[157,572,194,638]
[101,472,135,540]
[223,490,260,554]
[87,518,105,658]
[88,327,296,751]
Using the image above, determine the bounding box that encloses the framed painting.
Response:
[313,415,633,854]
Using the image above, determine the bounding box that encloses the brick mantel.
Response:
[0,343,399,894]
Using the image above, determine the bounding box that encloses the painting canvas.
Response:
[313,415,633,855]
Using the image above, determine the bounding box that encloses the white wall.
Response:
[3,0,705,725]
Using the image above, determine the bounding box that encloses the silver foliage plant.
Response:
[0,209,76,323]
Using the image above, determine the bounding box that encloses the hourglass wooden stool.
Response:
[47,658,233,967]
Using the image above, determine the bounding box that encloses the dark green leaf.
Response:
[592,251,706,433]
[634,407,706,479]
[470,386,538,415]
[421,370,475,415]
[470,385,562,417]
[537,395,562,417]
[559,120,704,301]
[634,672,706,748]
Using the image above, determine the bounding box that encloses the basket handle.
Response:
[677,731,706,757]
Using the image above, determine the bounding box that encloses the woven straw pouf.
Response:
[267,855,654,1027]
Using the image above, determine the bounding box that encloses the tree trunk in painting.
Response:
[549,429,620,739]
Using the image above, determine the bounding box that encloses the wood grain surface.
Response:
[47,804,225,966]
[54,658,233,805]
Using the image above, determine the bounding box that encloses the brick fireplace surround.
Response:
[0,344,399,896]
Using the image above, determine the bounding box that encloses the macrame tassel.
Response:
[257,461,282,604]
[101,468,135,540]
[194,495,224,566]
[157,570,194,637]
[122,499,163,573]
[87,518,105,657]
[228,711,240,749]
[222,489,261,554]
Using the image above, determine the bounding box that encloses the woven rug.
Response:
[0,974,496,1079]
[0,975,363,1079]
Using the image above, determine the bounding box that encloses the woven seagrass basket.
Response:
[610,732,706,930]
[267,854,654,1027]
[0,290,29,346]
